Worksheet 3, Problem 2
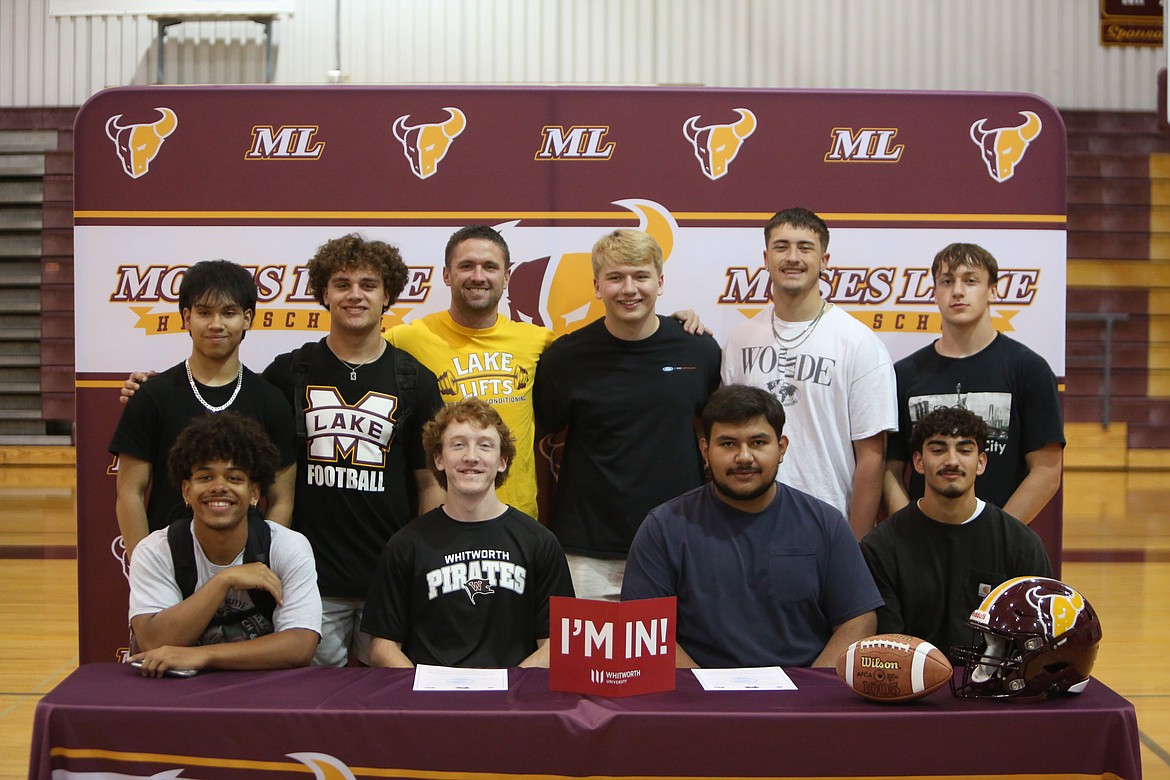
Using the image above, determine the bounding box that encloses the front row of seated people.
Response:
[128,387,1048,674]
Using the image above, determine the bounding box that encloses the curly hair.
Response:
[306,233,409,309]
[167,412,280,488]
[910,406,990,454]
[422,398,516,490]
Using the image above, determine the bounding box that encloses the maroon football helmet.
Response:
[951,576,1102,701]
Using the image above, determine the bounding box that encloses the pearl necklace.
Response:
[770,299,829,351]
[185,359,243,413]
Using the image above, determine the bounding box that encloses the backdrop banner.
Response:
[74,85,1066,662]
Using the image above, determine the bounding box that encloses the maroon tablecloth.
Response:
[30,663,1141,779]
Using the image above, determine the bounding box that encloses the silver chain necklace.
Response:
[185,359,243,413]
[336,351,379,381]
[770,299,829,351]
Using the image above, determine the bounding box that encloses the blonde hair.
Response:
[590,229,663,277]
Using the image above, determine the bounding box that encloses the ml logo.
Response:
[824,127,904,162]
[245,126,325,159]
[535,126,615,160]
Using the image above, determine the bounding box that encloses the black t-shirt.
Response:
[264,339,444,598]
[861,500,1052,661]
[533,316,722,557]
[888,334,1065,507]
[108,361,296,531]
[362,506,575,668]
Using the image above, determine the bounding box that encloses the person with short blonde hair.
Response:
[534,229,721,600]
[590,228,664,277]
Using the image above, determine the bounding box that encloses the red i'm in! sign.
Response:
[549,596,677,697]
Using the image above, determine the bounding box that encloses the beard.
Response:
[932,471,967,499]
[711,467,778,504]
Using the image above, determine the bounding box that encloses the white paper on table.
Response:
[412,664,509,691]
[691,666,798,691]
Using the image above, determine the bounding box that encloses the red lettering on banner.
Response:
[897,269,937,305]
[285,266,315,303]
[720,267,771,304]
[255,265,285,302]
[110,265,186,303]
[997,270,1040,304]
[400,267,433,302]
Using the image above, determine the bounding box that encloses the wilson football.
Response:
[836,634,953,703]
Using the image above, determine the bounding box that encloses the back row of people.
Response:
[115,208,1063,671]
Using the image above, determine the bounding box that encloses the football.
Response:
[835,634,953,703]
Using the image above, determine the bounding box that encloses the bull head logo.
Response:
[682,108,757,181]
[105,107,178,179]
[1026,581,1085,638]
[392,107,466,179]
[969,111,1042,183]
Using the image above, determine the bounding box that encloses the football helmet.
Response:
[951,576,1102,701]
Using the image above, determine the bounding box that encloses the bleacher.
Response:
[0,108,75,447]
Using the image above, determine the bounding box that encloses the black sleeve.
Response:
[260,380,298,468]
[533,341,569,433]
[262,351,295,407]
[859,527,906,635]
[406,363,444,471]
[530,528,574,640]
[361,534,414,643]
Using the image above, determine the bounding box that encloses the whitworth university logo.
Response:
[969,111,1042,183]
[682,108,756,180]
[425,549,528,604]
[105,107,178,179]
[392,107,466,179]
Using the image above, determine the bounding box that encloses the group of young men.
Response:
[115,207,1063,677]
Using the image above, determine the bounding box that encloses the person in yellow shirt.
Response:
[388,226,551,518]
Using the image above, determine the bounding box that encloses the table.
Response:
[30,664,1141,780]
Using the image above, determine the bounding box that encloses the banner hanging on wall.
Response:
[74,85,1067,663]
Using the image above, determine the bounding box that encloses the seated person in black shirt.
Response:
[861,406,1051,660]
[363,399,574,668]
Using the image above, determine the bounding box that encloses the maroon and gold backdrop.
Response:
[74,86,1067,663]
